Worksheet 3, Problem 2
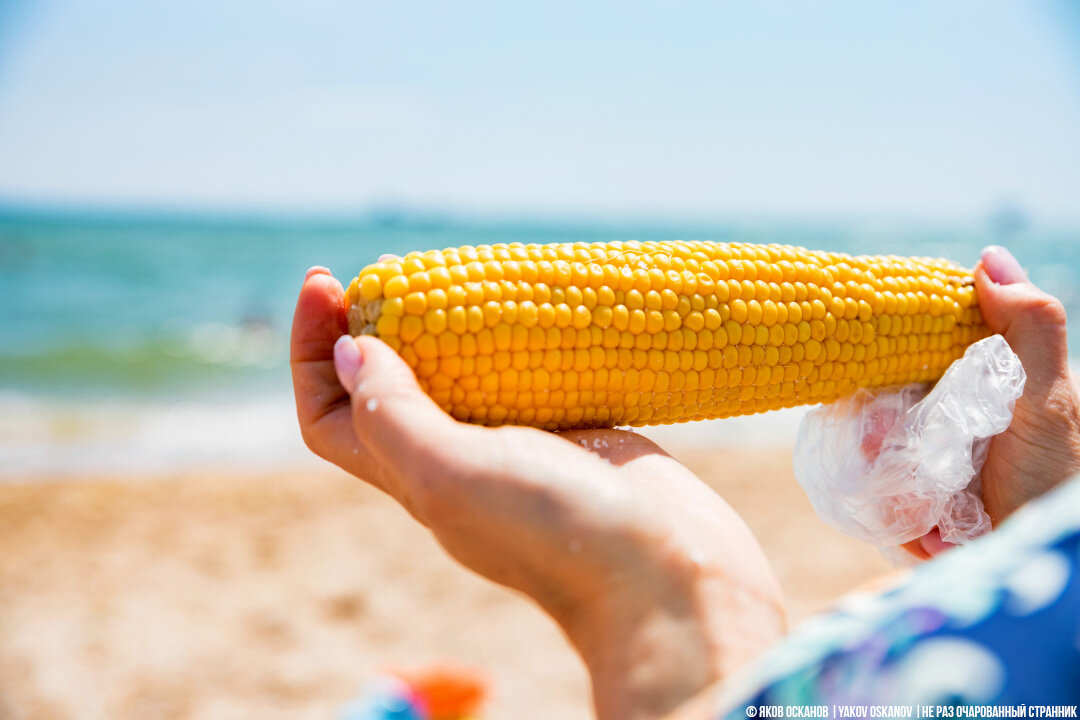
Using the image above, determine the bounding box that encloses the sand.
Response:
[0,446,891,720]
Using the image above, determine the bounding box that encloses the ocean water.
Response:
[2,208,1078,477]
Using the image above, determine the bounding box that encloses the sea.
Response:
[2,207,1078,479]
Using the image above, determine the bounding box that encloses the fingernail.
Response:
[333,335,363,393]
[981,246,1026,285]
[305,266,331,280]
[378,253,400,263]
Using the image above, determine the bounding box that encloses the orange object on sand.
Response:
[393,664,488,720]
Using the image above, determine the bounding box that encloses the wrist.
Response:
[557,555,785,720]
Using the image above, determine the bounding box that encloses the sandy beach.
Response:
[0,445,892,720]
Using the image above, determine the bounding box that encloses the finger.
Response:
[333,334,471,486]
[290,267,347,367]
[980,245,1027,285]
[899,538,930,561]
[378,253,401,263]
[900,527,955,562]
[289,269,388,484]
[917,528,954,556]
[975,247,1080,523]
[975,246,1070,387]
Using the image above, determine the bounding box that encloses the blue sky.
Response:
[0,1,1078,223]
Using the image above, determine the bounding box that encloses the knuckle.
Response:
[1019,291,1069,328]
[299,425,314,449]
[299,424,325,456]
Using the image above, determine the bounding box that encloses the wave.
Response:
[0,320,286,398]
[0,388,812,481]
[0,391,319,480]
[6,356,1079,480]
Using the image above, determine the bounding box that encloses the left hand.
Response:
[291,267,785,720]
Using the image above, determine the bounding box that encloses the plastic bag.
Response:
[793,335,1026,553]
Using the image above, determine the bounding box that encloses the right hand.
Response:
[906,245,1080,559]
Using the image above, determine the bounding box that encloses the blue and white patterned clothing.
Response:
[716,476,1080,714]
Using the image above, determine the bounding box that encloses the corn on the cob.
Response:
[343,241,989,430]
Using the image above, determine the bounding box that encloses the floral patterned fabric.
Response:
[716,476,1080,713]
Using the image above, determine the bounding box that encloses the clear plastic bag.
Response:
[793,335,1026,551]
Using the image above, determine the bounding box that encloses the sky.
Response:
[0,0,1078,223]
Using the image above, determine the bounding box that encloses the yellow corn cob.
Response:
[343,240,990,430]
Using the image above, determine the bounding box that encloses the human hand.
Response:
[905,245,1080,559]
[290,267,785,720]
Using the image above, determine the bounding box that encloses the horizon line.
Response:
[2,196,1077,235]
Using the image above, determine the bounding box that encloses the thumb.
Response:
[332,334,467,483]
[975,245,1070,390]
